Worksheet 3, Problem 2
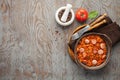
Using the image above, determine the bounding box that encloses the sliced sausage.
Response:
[91,39,97,44]
[85,39,90,44]
[92,60,97,65]
[80,48,84,53]
[100,43,106,49]
[98,49,104,55]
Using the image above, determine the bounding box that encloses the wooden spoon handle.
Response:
[90,13,107,27]
[89,19,107,31]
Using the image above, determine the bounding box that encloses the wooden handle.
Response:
[89,20,107,31]
[90,13,107,27]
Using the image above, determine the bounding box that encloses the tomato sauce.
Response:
[76,34,107,67]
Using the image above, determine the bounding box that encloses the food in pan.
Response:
[76,34,107,67]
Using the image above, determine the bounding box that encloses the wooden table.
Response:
[0,0,120,80]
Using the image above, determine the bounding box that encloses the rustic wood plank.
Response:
[0,0,120,80]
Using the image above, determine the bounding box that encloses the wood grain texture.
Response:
[0,0,120,80]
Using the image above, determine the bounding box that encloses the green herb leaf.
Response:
[88,11,98,19]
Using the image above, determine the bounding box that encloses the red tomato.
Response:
[75,8,88,22]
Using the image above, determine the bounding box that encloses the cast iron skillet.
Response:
[74,32,112,70]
